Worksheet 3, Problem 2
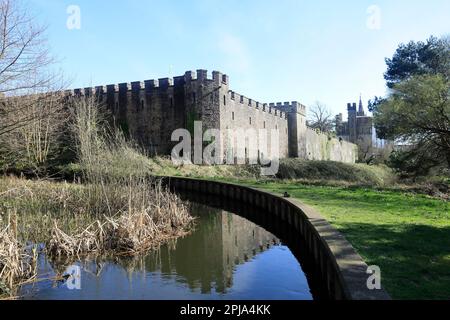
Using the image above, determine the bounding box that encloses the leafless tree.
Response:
[308,101,335,133]
[0,0,56,95]
[0,0,67,135]
[0,0,69,172]
[0,92,69,171]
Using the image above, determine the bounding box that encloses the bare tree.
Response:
[0,92,69,172]
[0,0,55,95]
[308,101,335,133]
[0,0,69,173]
[0,0,67,136]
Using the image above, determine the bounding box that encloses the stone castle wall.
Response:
[73,79,186,155]
[220,91,289,160]
[66,69,358,163]
[274,101,357,162]
[305,127,357,162]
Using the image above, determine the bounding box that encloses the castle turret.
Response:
[347,102,357,143]
[271,101,306,158]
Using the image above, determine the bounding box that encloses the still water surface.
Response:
[20,203,313,300]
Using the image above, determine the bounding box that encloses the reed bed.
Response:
[48,179,194,257]
[0,96,195,296]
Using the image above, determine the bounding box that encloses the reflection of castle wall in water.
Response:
[141,207,279,294]
[221,212,278,286]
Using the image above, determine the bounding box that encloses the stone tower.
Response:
[270,102,307,158]
[347,102,357,143]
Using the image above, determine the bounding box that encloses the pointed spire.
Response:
[358,94,364,115]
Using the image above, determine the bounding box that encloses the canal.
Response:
[20,202,315,300]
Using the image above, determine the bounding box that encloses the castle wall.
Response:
[75,79,187,155]
[67,69,357,164]
[304,128,357,162]
[220,90,289,161]
[70,71,225,157]
[274,101,356,163]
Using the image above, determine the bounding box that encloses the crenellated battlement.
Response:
[66,69,230,97]
[24,68,358,163]
[61,69,359,163]
[65,70,296,125]
[65,70,302,126]
[270,101,306,116]
[228,90,287,119]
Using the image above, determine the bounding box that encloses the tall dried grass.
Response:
[0,95,194,295]
[48,179,193,257]
[44,96,194,257]
[0,213,37,296]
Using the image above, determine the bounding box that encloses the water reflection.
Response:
[20,203,313,300]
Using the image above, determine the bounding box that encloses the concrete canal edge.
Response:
[161,176,391,300]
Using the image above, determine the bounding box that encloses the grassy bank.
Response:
[144,157,448,199]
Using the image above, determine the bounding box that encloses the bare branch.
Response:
[0,0,55,96]
[307,101,335,132]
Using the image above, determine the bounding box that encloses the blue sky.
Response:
[29,0,450,116]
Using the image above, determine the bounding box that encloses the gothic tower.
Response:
[357,95,365,117]
[347,102,357,143]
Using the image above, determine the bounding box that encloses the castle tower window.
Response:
[115,101,119,112]
[232,112,235,120]
[249,117,252,125]
[170,98,173,107]
[141,100,144,110]
[263,121,266,129]
[223,95,226,106]
[192,92,196,104]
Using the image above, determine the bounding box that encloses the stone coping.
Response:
[160,176,391,300]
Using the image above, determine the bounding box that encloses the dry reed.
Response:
[0,95,195,296]
[43,97,195,257]
[0,213,37,296]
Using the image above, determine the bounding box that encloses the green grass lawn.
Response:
[214,178,450,300]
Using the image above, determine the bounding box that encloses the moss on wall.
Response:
[186,110,200,136]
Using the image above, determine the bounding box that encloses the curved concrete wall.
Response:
[162,176,390,300]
